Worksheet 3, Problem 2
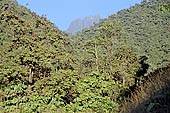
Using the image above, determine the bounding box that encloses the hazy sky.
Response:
[17,0,142,30]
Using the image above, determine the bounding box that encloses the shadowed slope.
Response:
[121,64,170,113]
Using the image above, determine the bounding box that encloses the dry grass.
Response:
[120,64,170,113]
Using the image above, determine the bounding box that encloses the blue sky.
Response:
[17,0,142,30]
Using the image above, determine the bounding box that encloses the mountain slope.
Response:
[109,0,170,71]
[0,1,75,112]
[0,0,170,113]
[73,0,170,73]
[0,1,141,112]
[67,15,101,35]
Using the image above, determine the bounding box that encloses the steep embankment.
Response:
[121,64,170,113]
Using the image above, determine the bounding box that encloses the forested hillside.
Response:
[73,0,170,75]
[0,0,170,113]
[0,0,76,112]
[109,0,170,72]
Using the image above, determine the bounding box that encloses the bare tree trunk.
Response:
[29,68,33,84]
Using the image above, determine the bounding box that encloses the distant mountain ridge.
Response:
[9,0,18,4]
[67,15,101,35]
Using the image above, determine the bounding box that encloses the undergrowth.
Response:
[121,64,170,113]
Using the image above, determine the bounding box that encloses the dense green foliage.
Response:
[0,0,76,86]
[0,0,169,113]
[109,0,170,71]
[0,0,74,112]
[74,20,141,88]
[74,0,170,73]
